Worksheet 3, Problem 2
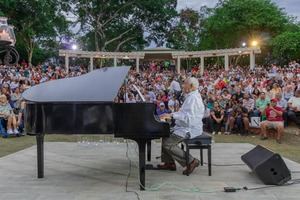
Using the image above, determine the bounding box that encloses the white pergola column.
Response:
[250,50,255,70]
[224,54,229,71]
[89,57,94,71]
[200,56,205,76]
[176,57,181,74]
[114,56,117,67]
[65,55,69,73]
[136,57,140,73]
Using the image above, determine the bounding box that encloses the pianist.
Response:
[159,77,205,175]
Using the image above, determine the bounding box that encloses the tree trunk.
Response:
[94,32,100,51]
[28,48,33,67]
[26,38,34,67]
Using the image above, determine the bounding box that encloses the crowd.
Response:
[117,61,300,143]
[1,61,300,143]
[0,64,87,137]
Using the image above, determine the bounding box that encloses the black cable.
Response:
[125,141,141,200]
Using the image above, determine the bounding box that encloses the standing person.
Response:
[169,77,182,102]
[260,99,284,143]
[158,77,204,175]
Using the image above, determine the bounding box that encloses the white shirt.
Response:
[172,90,205,138]
[169,80,181,92]
[288,96,300,110]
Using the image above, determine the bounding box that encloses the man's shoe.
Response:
[157,163,176,171]
[183,159,200,175]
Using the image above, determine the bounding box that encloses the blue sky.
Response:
[177,0,300,19]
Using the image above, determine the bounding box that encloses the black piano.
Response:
[22,66,170,190]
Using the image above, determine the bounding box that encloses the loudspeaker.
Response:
[241,145,291,185]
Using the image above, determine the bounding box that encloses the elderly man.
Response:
[158,77,205,175]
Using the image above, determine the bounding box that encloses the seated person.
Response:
[260,98,284,143]
[17,100,26,134]
[156,102,170,116]
[227,104,250,135]
[210,102,224,135]
[287,89,300,126]
[158,77,204,175]
[168,94,180,112]
[255,92,270,117]
[0,95,19,134]
[275,93,288,127]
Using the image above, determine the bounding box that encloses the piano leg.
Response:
[146,141,151,162]
[137,140,146,191]
[36,134,44,178]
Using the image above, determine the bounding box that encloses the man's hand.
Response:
[160,113,172,121]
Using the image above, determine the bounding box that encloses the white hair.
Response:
[186,77,199,90]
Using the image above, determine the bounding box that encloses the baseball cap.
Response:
[271,98,278,103]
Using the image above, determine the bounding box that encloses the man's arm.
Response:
[172,96,199,125]
[272,107,283,116]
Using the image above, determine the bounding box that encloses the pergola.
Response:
[59,47,261,74]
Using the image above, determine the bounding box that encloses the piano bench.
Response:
[181,132,212,176]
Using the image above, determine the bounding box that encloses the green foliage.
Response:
[0,0,70,65]
[200,0,292,50]
[271,31,300,63]
[166,9,202,51]
[74,0,177,51]
[166,0,300,64]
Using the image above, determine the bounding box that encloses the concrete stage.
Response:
[0,142,299,200]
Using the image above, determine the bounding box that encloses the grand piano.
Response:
[22,66,170,190]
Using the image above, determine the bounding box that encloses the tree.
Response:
[271,31,300,63]
[166,9,203,51]
[73,0,177,51]
[200,0,292,50]
[0,0,70,66]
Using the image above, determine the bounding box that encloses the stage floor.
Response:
[0,142,299,200]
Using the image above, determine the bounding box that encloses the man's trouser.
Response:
[161,134,194,167]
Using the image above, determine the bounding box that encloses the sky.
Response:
[177,0,300,19]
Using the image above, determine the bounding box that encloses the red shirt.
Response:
[265,106,283,121]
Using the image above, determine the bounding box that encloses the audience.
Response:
[1,60,300,143]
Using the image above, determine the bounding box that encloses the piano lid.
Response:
[22,66,131,102]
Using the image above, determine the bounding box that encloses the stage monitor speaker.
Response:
[241,145,291,185]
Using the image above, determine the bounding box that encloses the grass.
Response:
[0,128,300,163]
